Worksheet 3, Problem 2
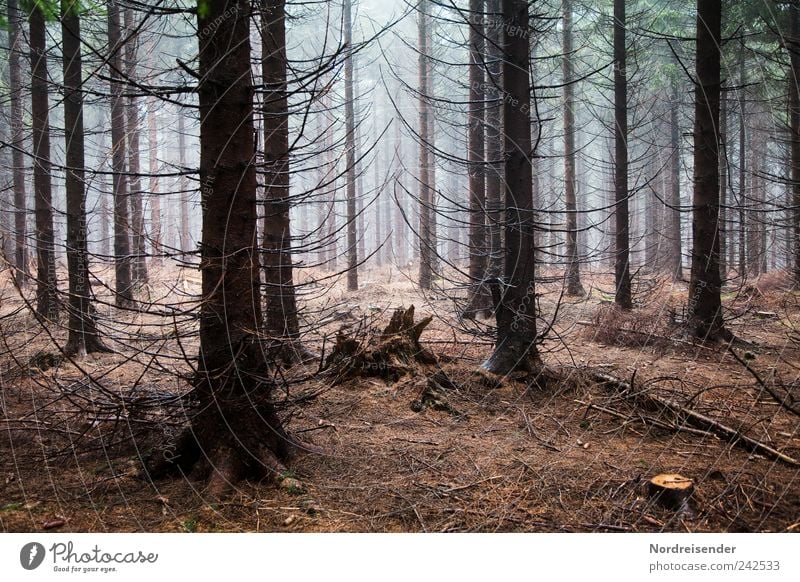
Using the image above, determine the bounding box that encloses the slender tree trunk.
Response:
[485,0,503,278]
[147,71,162,264]
[344,0,359,290]
[108,1,134,307]
[124,8,148,285]
[791,0,800,287]
[417,0,433,290]
[737,44,747,278]
[30,3,59,319]
[7,0,28,288]
[261,0,307,362]
[668,79,683,281]
[178,110,191,253]
[61,0,107,355]
[563,0,584,296]
[482,0,541,375]
[719,90,727,279]
[613,0,632,308]
[393,118,407,265]
[464,0,491,318]
[688,0,726,340]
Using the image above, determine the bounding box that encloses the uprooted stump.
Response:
[324,306,438,383]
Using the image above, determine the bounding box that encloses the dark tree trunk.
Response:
[688,0,727,340]
[107,1,134,307]
[7,0,28,288]
[482,0,541,376]
[485,0,503,278]
[417,0,433,290]
[30,3,59,319]
[153,0,302,496]
[464,0,491,318]
[124,8,148,286]
[177,111,191,253]
[261,0,307,362]
[563,0,584,296]
[61,0,108,355]
[719,90,727,279]
[791,1,800,287]
[393,118,407,265]
[147,70,162,264]
[613,0,632,308]
[668,78,683,281]
[344,0,359,290]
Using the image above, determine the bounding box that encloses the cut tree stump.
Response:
[647,473,694,510]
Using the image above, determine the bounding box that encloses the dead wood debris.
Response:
[590,370,799,467]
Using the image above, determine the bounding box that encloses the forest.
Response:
[0,0,798,534]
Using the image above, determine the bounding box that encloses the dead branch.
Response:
[591,371,800,467]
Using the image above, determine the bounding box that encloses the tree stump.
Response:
[325,306,437,383]
[647,473,694,509]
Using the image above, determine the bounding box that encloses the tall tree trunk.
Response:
[613,0,632,308]
[563,0,584,296]
[668,79,683,280]
[482,0,541,375]
[485,0,504,278]
[719,90,727,279]
[344,0,359,290]
[147,73,162,264]
[261,0,307,362]
[108,1,134,307]
[124,8,148,285]
[417,0,433,290]
[7,0,28,288]
[30,3,59,319]
[177,111,191,254]
[464,0,491,318]
[153,0,301,496]
[393,117,407,265]
[737,43,747,278]
[791,0,800,287]
[688,0,726,340]
[61,0,108,355]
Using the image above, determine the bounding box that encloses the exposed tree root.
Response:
[324,306,437,383]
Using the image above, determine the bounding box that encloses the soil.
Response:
[0,262,798,532]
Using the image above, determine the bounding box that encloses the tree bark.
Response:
[463,0,491,318]
[563,0,584,296]
[157,0,299,496]
[688,0,727,340]
[261,0,307,362]
[791,1,800,287]
[668,76,683,281]
[613,0,632,308]
[107,0,134,307]
[30,3,59,319]
[147,61,162,265]
[177,110,191,254]
[124,8,148,285]
[417,0,433,290]
[344,0,359,290]
[485,0,504,278]
[61,0,108,355]
[719,89,727,279]
[737,43,747,278]
[482,0,541,376]
[7,0,28,288]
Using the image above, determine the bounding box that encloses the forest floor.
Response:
[0,262,799,532]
